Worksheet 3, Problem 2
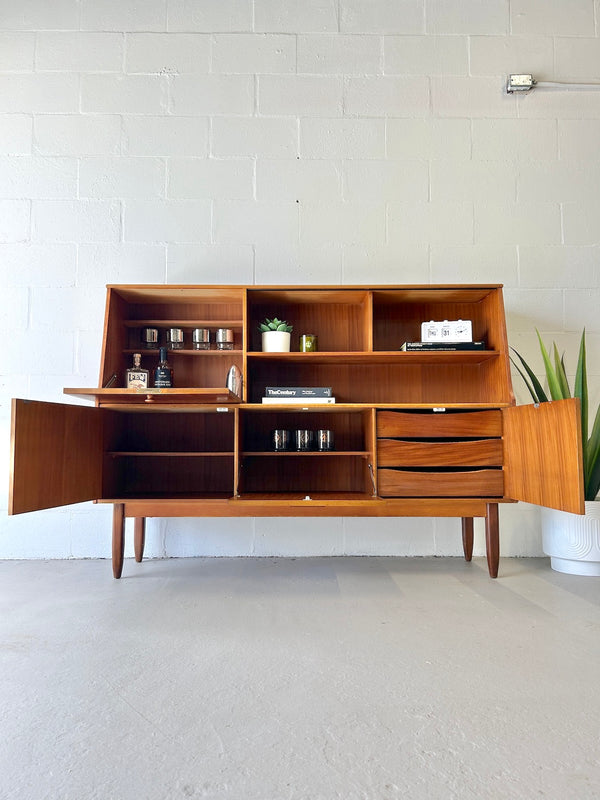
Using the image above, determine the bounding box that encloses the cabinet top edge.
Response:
[107,283,505,304]
[107,283,504,291]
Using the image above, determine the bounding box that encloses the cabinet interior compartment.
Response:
[240,410,369,452]
[248,359,504,404]
[102,409,236,498]
[239,455,370,495]
[126,351,244,393]
[247,289,371,352]
[101,286,245,390]
[237,408,374,497]
[371,287,501,350]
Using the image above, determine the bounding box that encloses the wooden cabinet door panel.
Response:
[9,399,103,514]
[503,399,584,513]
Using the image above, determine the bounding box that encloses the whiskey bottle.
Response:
[154,347,173,388]
[125,353,149,389]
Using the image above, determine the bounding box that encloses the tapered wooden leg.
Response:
[134,517,146,563]
[461,517,474,562]
[112,503,125,579]
[485,503,499,579]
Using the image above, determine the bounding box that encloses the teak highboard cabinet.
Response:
[9,284,585,578]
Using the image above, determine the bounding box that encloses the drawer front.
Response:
[377,410,502,438]
[377,438,503,467]
[378,469,504,498]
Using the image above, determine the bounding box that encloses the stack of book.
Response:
[261,387,335,404]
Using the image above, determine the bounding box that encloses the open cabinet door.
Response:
[503,398,585,514]
[9,399,104,514]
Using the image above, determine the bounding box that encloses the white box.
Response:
[421,319,472,342]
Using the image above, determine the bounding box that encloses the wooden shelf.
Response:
[233,492,377,502]
[64,387,241,404]
[246,350,499,365]
[243,402,511,410]
[124,349,243,356]
[108,451,234,457]
[242,450,370,457]
[124,319,244,328]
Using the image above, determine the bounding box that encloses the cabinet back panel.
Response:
[126,327,243,352]
[163,353,243,391]
[241,455,366,493]
[249,362,503,404]
[110,412,234,452]
[111,455,234,496]
[241,411,366,451]
[124,301,244,322]
[372,300,490,350]
[249,302,367,352]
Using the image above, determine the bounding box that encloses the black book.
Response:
[265,386,333,397]
[400,341,486,351]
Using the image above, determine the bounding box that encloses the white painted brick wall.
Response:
[123,199,211,243]
[0,115,33,155]
[79,157,166,199]
[256,159,341,201]
[300,118,384,158]
[1,0,600,562]
[34,115,122,156]
[0,32,35,70]
[126,33,211,74]
[36,32,124,72]
[168,158,254,199]
[212,116,298,157]
[298,34,381,74]
[122,116,208,156]
[212,33,296,74]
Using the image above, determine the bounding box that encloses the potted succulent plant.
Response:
[511,329,600,574]
[259,317,293,353]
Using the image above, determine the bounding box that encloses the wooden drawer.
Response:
[377,410,502,438]
[377,438,503,467]
[378,468,504,498]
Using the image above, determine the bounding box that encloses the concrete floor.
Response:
[1,557,600,800]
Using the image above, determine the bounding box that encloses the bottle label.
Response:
[126,371,149,389]
[154,368,172,388]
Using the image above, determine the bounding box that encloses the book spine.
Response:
[265,386,332,397]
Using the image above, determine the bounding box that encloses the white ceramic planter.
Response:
[541,501,600,576]
[261,331,291,352]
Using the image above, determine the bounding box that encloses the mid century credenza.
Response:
[9,284,584,578]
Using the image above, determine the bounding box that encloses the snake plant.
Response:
[511,329,600,501]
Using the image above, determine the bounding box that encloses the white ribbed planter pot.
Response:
[541,502,600,576]
[261,331,291,352]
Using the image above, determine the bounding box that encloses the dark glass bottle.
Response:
[154,347,173,388]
